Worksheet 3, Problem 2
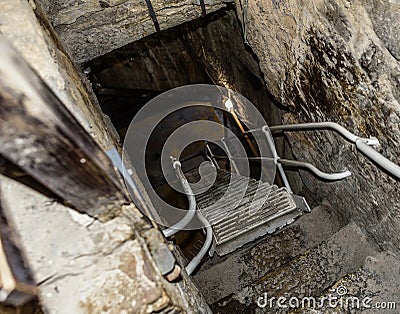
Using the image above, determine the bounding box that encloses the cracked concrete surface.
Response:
[0,175,168,313]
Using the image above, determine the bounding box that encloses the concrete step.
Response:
[296,251,400,314]
[209,222,374,313]
[193,204,347,304]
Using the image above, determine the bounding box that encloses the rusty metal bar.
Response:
[145,0,161,32]
[199,0,206,16]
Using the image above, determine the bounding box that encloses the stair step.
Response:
[298,251,400,313]
[193,205,347,304]
[186,167,301,255]
[209,222,374,313]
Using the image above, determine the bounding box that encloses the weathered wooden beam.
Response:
[0,35,127,219]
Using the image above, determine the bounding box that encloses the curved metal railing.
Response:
[162,158,213,275]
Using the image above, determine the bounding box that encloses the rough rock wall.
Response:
[235,0,400,252]
[364,1,400,62]
[36,0,230,63]
[0,171,212,313]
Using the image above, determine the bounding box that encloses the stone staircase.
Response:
[194,214,399,313]
[193,212,400,313]
[192,205,346,303]
[297,251,400,314]
[183,169,400,313]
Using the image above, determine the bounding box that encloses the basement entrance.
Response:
[85,6,279,140]
[1,0,399,312]
[85,6,290,242]
[84,6,388,314]
[84,7,303,310]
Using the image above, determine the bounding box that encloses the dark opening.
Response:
[85,6,278,141]
[84,7,301,311]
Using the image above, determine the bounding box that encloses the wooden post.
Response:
[0,35,128,219]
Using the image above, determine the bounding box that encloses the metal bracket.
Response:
[291,194,311,213]
[242,0,249,45]
[143,229,177,276]
[145,0,160,32]
[193,0,207,16]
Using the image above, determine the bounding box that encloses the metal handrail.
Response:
[221,137,240,174]
[248,122,379,146]
[356,140,400,180]
[162,158,213,275]
[262,126,293,193]
[162,159,197,237]
[260,122,399,181]
[211,155,351,181]
[279,159,351,180]
[185,211,213,275]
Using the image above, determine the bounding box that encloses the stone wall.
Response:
[0,176,165,313]
[36,0,230,63]
[6,0,398,309]
[234,0,400,253]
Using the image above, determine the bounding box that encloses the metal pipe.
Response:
[144,0,160,32]
[262,126,293,193]
[279,159,352,181]
[356,140,400,180]
[211,155,351,181]
[162,158,214,275]
[267,122,380,146]
[205,142,220,169]
[162,160,197,238]
[199,0,206,16]
[225,100,259,158]
[221,137,240,174]
[106,148,158,225]
[185,211,213,275]
[242,0,249,45]
[256,122,400,181]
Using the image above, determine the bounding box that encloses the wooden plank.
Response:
[0,35,127,219]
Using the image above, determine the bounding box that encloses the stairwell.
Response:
[185,166,398,313]
[1,0,399,312]
[194,204,398,313]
